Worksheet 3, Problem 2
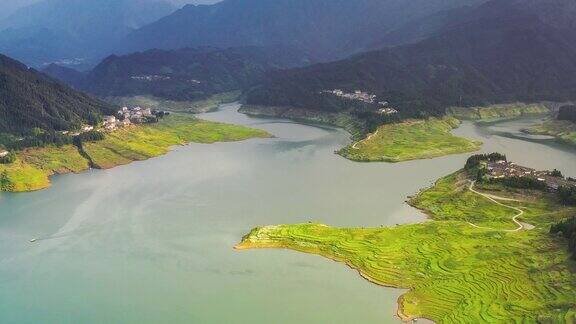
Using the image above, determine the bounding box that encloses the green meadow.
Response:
[338,117,481,162]
[237,170,576,323]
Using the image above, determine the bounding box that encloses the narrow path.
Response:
[352,130,379,150]
[466,181,527,232]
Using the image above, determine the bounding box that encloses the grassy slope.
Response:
[0,115,269,192]
[83,115,269,169]
[0,145,89,192]
[338,117,481,162]
[237,171,576,323]
[448,103,550,121]
[525,119,576,146]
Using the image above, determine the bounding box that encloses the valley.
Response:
[1,104,575,323]
[1,0,576,322]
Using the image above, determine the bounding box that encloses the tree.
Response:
[550,169,563,178]
[0,152,16,164]
[0,170,14,191]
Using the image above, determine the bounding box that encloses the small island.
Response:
[236,154,576,322]
[0,113,270,192]
[338,117,481,162]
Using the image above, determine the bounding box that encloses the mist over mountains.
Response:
[0,0,177,67]
[123,0,487,62]
[0,0,487,67]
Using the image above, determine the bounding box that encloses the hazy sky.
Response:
[0,0,222,20]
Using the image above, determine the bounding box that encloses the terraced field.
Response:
[237,171,576,323]
[338,117,481,162]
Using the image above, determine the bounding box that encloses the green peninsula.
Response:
[525,119,576,147]
[237,167,576,322]
[338,117,481,162]
[0,115,269,192]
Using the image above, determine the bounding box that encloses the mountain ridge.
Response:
[0,53,115,135]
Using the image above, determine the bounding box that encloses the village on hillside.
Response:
[60,106,170,136]
[486,160,575,191]
[321,89,399,115]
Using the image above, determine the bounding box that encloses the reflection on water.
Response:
[0,104,573,324]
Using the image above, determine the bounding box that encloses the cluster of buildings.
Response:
[130,75,202,84]
[322,89,398,115]
[323,89,377,104]
[486,160,575,191]
[102,106,160,131]
[378,107,398,115]
[130,75,171,82]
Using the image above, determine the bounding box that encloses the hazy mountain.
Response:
[0,0,41,20]
[246,0,576,119]
[42,63,86,88]
[0,0,177,67]
[123,0,487,62]
[168,0,221,5]
[0,54,114,134]
[45,46,310,102]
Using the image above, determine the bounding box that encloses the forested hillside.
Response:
[0,54,114,134]
[46,46,309,102]
[558,105,576,123]
[246,0,576,120]
[123,0,486,62]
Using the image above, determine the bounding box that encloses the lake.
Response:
[0,104,574,323]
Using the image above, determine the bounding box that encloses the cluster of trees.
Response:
[550,216,576,259]
[464,153,507,181]
[72,131,105,148]
[550,169,564,178]
[6,131,73,150]
[557,105,576,123]
[490,176,547,191]
[3,129,106,152]
[465,153,507,170]
[0,151,16,164]
[558,186,576,206]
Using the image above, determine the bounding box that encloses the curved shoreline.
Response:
[234,242,433,323]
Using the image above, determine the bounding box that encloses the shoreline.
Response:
[0,115,270,193]
[234,241,433,323]
[233,167,576,322]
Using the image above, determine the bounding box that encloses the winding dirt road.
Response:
[352,130,379,150]
[467,181,528,232]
